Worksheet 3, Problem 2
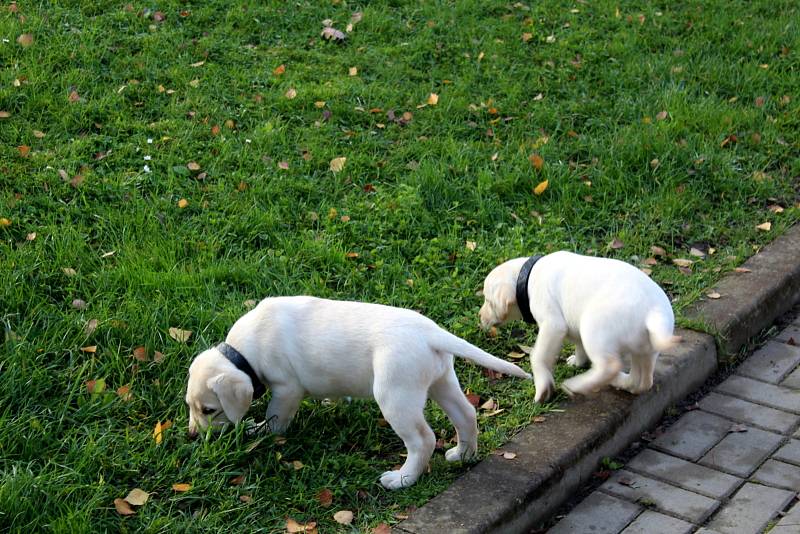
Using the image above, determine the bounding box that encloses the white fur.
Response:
[480,251,677,402]
[186,296,530,490]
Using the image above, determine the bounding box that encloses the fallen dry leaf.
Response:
[114,498,136,516]
[72,299,87,310]
[372,524,391,534]
[507,351,525,360]
[689,247,706,258]
[756,222,772,231]
[480,398,497,411]
[33,130,45,138]
[229,475,245,486]
[168,327,192,343]
[292,460,304,470]
[643,257,658,266]
[26,232,36,241]
[329,157,346,173]
[154,421,163,445]
[348,66,357,76]
[533,415,546,423]
[767,204,784,214]
[187,161,200,171]
[69,90,80,103]
[650,245,667,257]
[286,518,318,533]
[487,326,497,338]
[85,378,104,394]
[427,93,439,106]
[522,32,533,42]
[273,64,286,75]
[707,291,721,299]
[132,346,147,361]
[17,145,30,158]
[190,60,205,68]
[124,488,150,506]
[17,33,34,47]
[116,384,132,400]
[333,510,354,525]
[672,258,694,267]
[171,483,191,492]
[239,494,252,503]
[502,451,517,459]
[465,393,480,407]
[278,161,289,170]
[317,488,333,507]
[465,240,477,251]
[656,110,668,121]
[84,318,98,335]
[81,345,97,353]
[177,199,189,209]
[640,268,653,276]
[285,88,297,99]
[609,238,624,250]
[321,26,346,41]
[533,180,548,195]
[529,153,544,170]
[734,267,752,273]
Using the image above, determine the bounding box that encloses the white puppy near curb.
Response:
[479,251,677,402]
[185,296,531,490]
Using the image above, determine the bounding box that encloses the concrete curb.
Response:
[396,224,800,534]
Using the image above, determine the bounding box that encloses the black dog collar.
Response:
[217,342,266,400]
[515,255,543,324]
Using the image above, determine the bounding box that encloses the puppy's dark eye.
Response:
[202,407,216,415]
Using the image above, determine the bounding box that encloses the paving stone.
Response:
[774,439,800,466]
[716,375,800,414]
[651,411,731,461]
[795,427,800,439]
[776,323,800,344]
[695,530,725,534]
[783,366,800,389]
[737,341,800,383]
[698,392,799,434]
[751,458,800,491]
[706,482,795,534]
[619,510,693,534]
[627,448,741,499]
[699,426,783,477]
[548,491,641,534]
[600,470,719,523]
[772,500,800,534]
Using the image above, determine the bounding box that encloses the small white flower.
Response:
[147,138,153,144]
[245,139,252,144]
[143,165,151,173]
[144,155,152,160]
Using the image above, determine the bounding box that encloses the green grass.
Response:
[1,0,799,531]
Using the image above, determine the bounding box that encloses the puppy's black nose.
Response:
[188,429,198,439]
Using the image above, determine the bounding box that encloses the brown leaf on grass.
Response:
[152,11,165,22]
[114,498,136,516]
[707,291,721,299]
[187,161,200,171]
[734,267,752,273]
[656,110,668,121]
[465,240,477,251]
[672,258,693,267]
[321,26,346,41]
[273,64,286,75]
[502,451,517,459]
[124,488,150,506]
[17,33,33,47]
[116,384,132,400]
[522,32,533,42]
[756,221,772,231]
[427,93,439,106]
[81,345,97,353]
[533,415,547,423]
[487,326,497,338]
[609,238,624,250]
[171,483,191,492]
[650,245,667,257]
[755,96,765,108]
[720,134,737,148]
[70,174,84,187]
[229,474,245,486]
[72,299,87,310]
[372,524,391,534]
[529,153,544,170]
[465,393,480,407]
[17,145,30,157]
[480,398,497,411]
[767,204,784,213]
[642,257,658,266]
[286,518,318,533]
[69,90,80,103]
[168,327,192,343]
[211,125,221,136]
[333,510,354,525]
[85,378,105,394]
[239,494,252,503]
[132,346,148,361]
[689,247,706,258]
[278,161,289,170]
[316,488,333,507]
[285,88,297,99]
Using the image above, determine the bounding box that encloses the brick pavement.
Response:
[549,316,800,534]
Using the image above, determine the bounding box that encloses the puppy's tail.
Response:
[429,329,532,379]
[646,309,680,352]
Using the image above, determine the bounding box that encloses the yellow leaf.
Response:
[0,218,11,228]
[124,488,150,506]
[81,345,97,353]
[190,60,205,67]
[153,421,163,445]
[522,32,533,42]
[292,460,304,470]
[348,67,358,76]
[427,93,439,106]
[285,87,297,99]
[465,240,477,251]
[314,101,326,108]
[329,157,346,173]
[756,222,772,231]
[533,180,549,195]
[171,483,191,492]
[189,79,200,88]
[168,327,192,342]
[273,64,286,75]
[17,33,34,47]
[177,198,189,209]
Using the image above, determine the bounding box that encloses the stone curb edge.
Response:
[396,224,800,534]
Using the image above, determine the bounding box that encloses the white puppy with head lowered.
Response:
[480,251,677,403]
[185,296,530,490]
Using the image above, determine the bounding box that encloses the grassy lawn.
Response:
[1,0,798,531]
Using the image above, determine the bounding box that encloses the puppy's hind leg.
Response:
[566,340,589,368]
[563,353,623,396]
[375,382,435,490]
[429,368,478,463]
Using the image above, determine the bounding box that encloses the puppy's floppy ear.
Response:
[207,372,254,424]
[485,281,515,321]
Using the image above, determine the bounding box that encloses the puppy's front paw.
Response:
[380,470,416,490]
[445,444,477,463]
[534,374,556,403]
